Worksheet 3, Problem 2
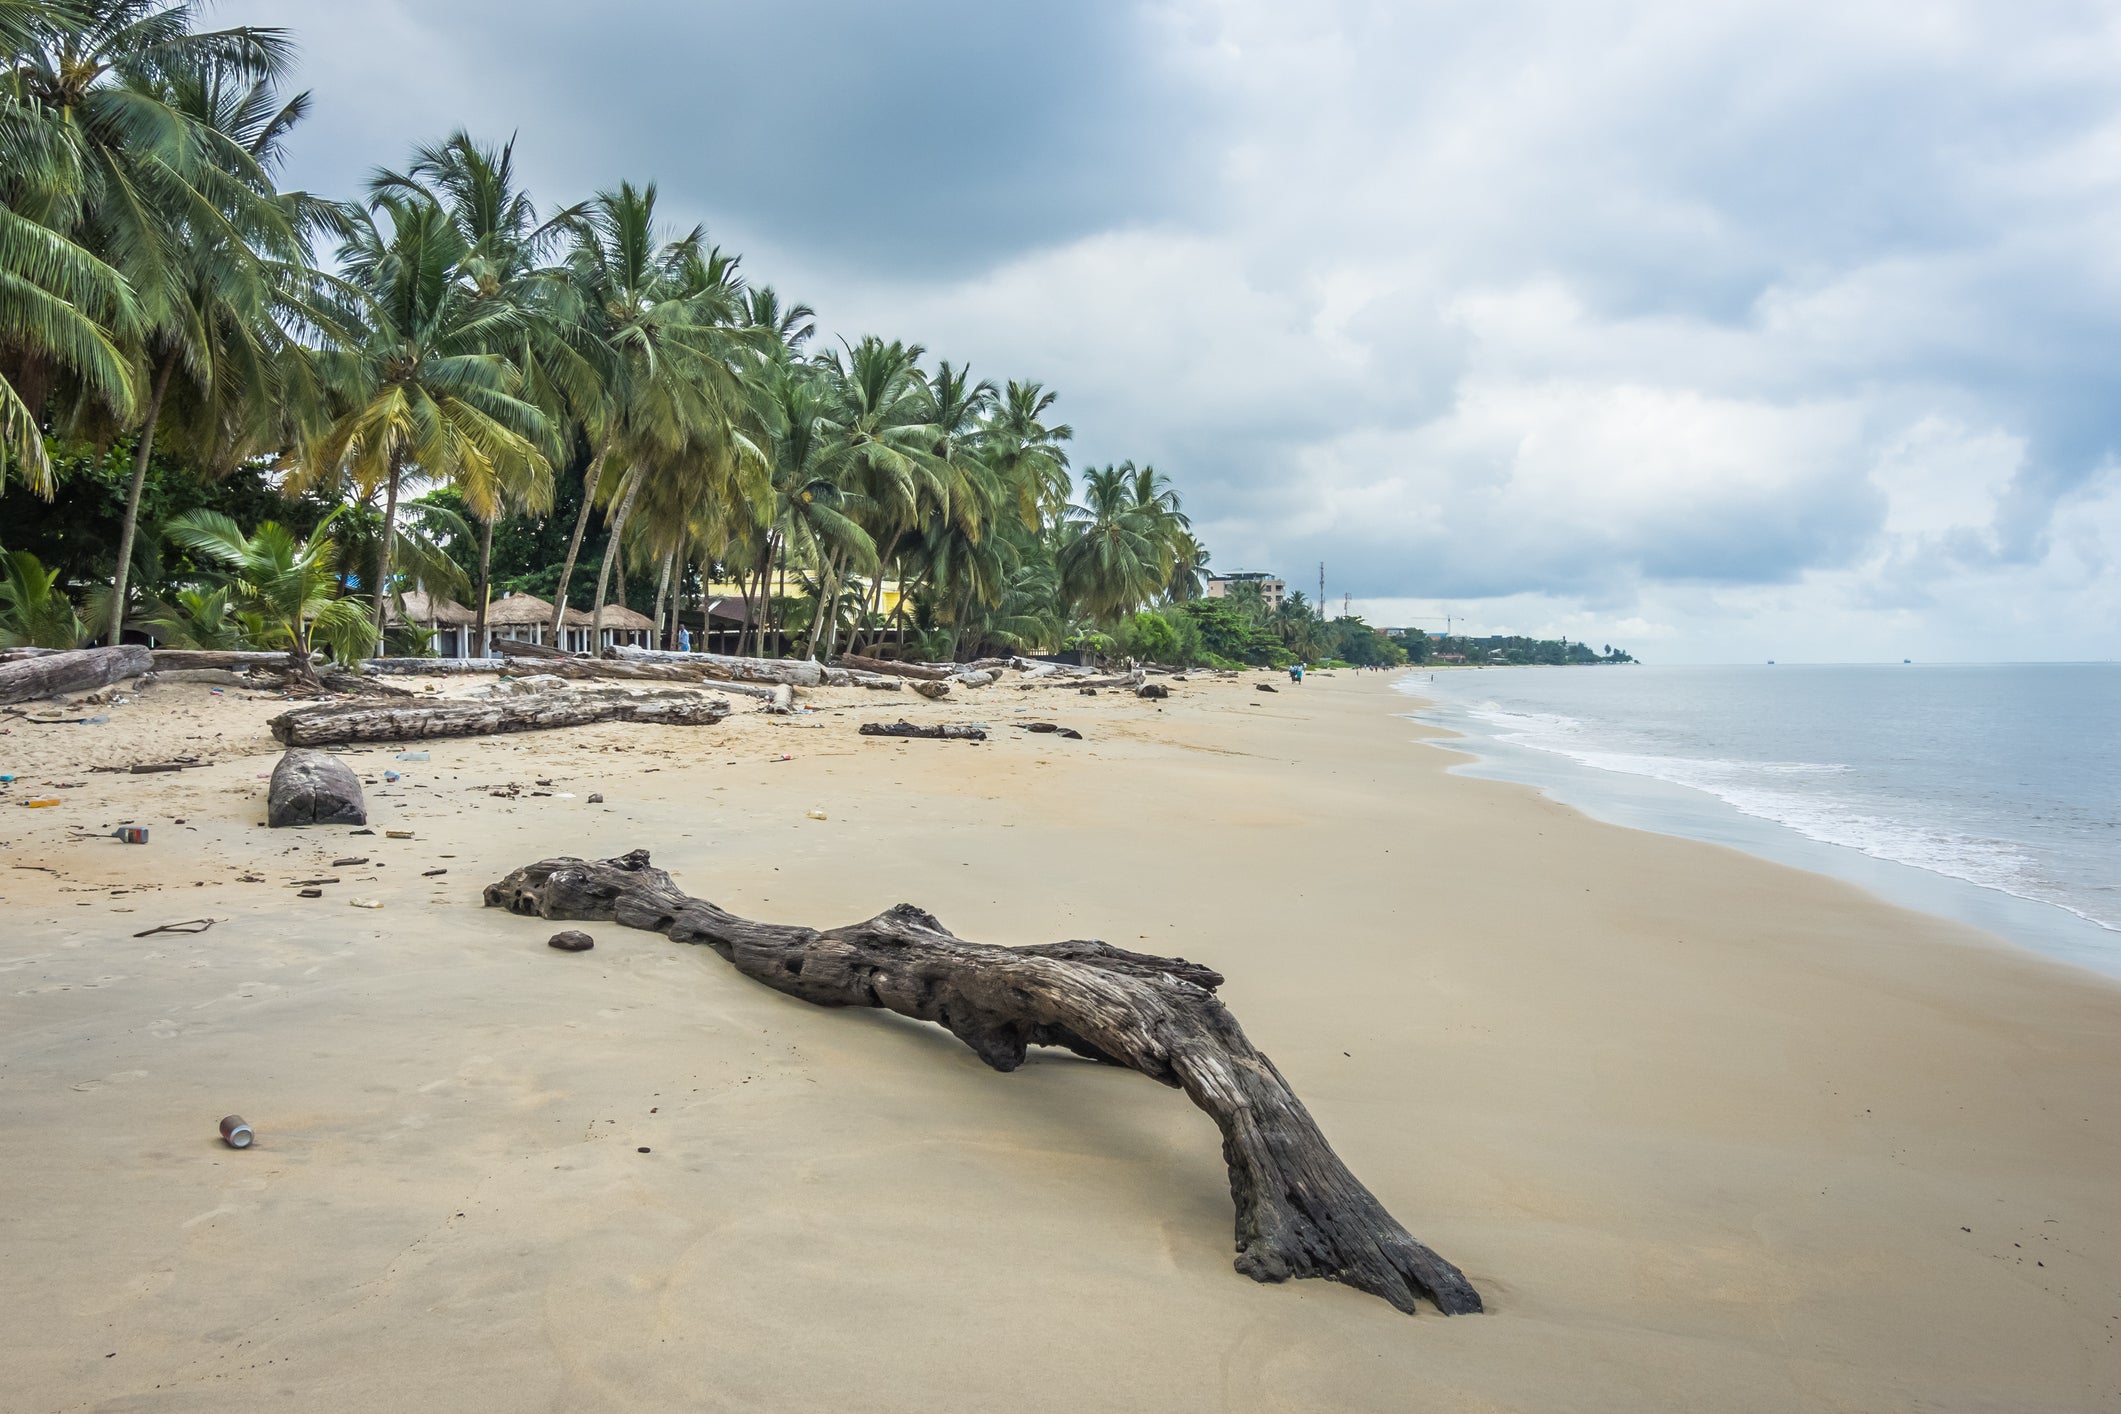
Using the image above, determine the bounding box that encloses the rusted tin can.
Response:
[219,1115,253,1149]
[114,826,148,844]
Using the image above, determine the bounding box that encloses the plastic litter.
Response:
[349,898,382,909]
[24,797,59,808]
[806,809,828,821]
[219,1115,253,1149]
[385,829,413,839]
[383,770,400,782]
[112,826,148,844]
[394,751,429,762]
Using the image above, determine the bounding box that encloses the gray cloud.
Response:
[248,0,2121,659]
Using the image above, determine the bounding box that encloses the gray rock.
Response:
[548,930,595,952]
[1136,682,1170,699]
[267,748,367,828]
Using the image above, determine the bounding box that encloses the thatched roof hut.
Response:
[484,593,557,627]
[389,589,477,627]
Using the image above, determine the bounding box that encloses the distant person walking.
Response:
[678,625,691,653]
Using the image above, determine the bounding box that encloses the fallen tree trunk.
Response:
[482,849,1482,1317]
[362,658,505,676]
[1018,668,1145,691]
[500,655,714,685]
[858,719,985,740]
[607,645,826,688]
[148,649,291,672]
[270,690,731,746]
[493,638,575,661]
[0,645,152,706]
[836,651,954,681]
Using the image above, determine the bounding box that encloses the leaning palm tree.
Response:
[164,508,373,680]
[295,194,550,652]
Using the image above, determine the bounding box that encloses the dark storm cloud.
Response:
[258,0,1203,277]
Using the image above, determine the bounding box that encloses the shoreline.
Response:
[1395,666,2121,984]
[4,670,2119,1410]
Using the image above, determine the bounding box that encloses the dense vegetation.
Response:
[1,1,1217,662]
[1411,634,1635,666]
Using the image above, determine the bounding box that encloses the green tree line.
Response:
[1,0,1213,662]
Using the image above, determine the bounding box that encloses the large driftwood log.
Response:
[607,645,829,688]
[362,657,506,675]
[483,850,1482,1316]
[836,651,954,681]
[269,690,731,746]
[503,655,715,685]
[0,645,152,706]
[493,637,574,661]
[148,649,291,672]
[1019,668,1145,691]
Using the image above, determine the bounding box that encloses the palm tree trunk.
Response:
[368,450,406,659]
[651,548,673,649]
[852,529,901,655]
[804,551,841,661]
[742,538,772,658]
[473,513,495,659]
[107,356,176,646]
[771,540,788,658]
[549,436,612,641]
[587,468,644,653]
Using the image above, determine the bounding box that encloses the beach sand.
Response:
[3,669,2118,1412]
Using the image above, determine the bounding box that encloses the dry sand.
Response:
[2,668,2118,1412]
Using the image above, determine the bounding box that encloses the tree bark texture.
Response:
[269,690,731,746]
[549,438,612,640]
[836,651,954,681]
[149,650,294,671]
[481,849,1483,1317]
[107,357,175,646]
[0,645,153,706]
[858,719,984,740]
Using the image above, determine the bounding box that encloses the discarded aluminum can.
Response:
[219,1115,253,1149]
[113,826,149,844]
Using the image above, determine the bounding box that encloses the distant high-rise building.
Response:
[1204,571,1286,611]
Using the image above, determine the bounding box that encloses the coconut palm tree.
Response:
[546,183,755,647]
[295,193,550,652]
[1058,463,1168,626]
[164,508,373,678]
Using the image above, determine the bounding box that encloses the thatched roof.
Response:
[592,603,656,631]
[484,592,557,626]
[390,589,477,626]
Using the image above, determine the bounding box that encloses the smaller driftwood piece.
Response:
[858,720,985,740]
[483,848,1481,1317]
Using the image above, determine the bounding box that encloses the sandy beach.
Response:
[3,668,2118,1413]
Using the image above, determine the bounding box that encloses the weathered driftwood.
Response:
[501,654,714,686]
[1137,682,1170,699]
[148,649,291,672]
[837,651,954,681]
[268,748,367,826]
[493,637,574,661]
[142,667,257,687]
[482,849,1482,1317]
[911,680,950,701]
[362,657,505,676]
[1019,668,1145,691]
[269,690,731,746]
[859,720,986,740]
[0,645,152,706]
[608,645,829,688]
[859,677,904,691]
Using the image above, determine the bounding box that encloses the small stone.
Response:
[637,1146,651,1154]
[806,809,828,821]
[1136,682,1169,699]
[548,930,594,952]
[587,793,604,804]
[297,887,322,898]
[332,856,368,867]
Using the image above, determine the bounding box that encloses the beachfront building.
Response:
[387,589,481,658]
[1205,571,1286,611]
[460,592,657,656]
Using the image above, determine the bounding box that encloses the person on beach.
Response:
[678,625,691,652]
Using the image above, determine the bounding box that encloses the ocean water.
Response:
[1394,663,2121,979]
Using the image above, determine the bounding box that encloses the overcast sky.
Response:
[249,0,2121,662]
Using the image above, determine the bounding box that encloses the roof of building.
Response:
[593,603,655,631]
[389,589,478,626]
[483,592,557,626]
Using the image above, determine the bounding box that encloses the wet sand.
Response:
[3,669,2118,1412]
